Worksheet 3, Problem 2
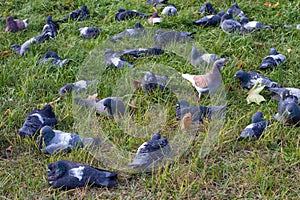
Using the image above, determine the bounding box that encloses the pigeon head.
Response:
[47,160,67,182]
[169,3,176,8]
[117,8,126,13]
[11,44,21,53]
[251,112,264,123]
[81,5,88,11]
[269,48,278,55]
[59,83,74,97]
[103,98,113,116]
[151,133,161,140]
[234,70,249,82]
[221,11,233,22]
[214,58,228,69]
[152,12,160,18]
[46,16,53,24]
[134,22,143,29]
[284,103,300,124]
[240,17,249,25]
[40,104,56,118]
[39,126,56,148]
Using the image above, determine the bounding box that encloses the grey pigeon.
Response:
[193,11,225,27]
[190,46,219,67]
[121,46,164,57]
[182,58,229,102]
[79,27,101,39]
[161,4,178,16]
[115,8,148,21]
[146,0,168,5]
[5,16,28,32]
[268,87,300,102]
[47,160,117,189]
[104,49,133,69]
[128,133,171,172]
[18,105,57,138]
[274,96,300,125]
[220,9,243,34]
[234,70,281,90]
[148,12,163,24]
[240,17,271,31]
[35,16,59,43]
[57,5,90,23]
[59,80,96,97]
[141,71,168,92]
[229,2,245,18]
[259,48,286,69]
[39,51,71,67]
[74,97,125,117]
[175,100,226,123]
[109,22,145,42]
[199,2,217,15]
[239,112,270,140]
[153,29,196,46]
[11,37,37,56]
[37,126,100,154]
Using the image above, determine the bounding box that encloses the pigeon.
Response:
[175,100,226,123]
[259,48,286,69]
[193,11,225,27]
[229,2,245,18]
[57,5,90,23]
[161,4,178,16]
[148,12,163,24]
[220,9,243,34]
[5,16,28,32]
[141,71,168,92]
[182,58,229,102]
[115,8,148,21]
[128,133,171,172]
[199,2,217,15]
[268,87,300,102]
[47,160,118,189]
[234,70,281,90]
[39,51,71,67]
[109,22,145,42]
[59,80,96,97]
[190,46,219,67]
[153,29,196,46]
[274,96,300,125]
[104,49,133,69]
[32,16,59,44]
[74,97,125,117]
[11,37,37,56]
[146,0,168,5]
[240,17,271,31]
[18,105,57,138]
[37,126,100,154]
[239,112,270,140]
[121,46,164,57]
[79,27,101,39]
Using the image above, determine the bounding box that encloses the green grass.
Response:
[1,0,300,199]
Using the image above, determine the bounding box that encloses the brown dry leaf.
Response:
[276,11,282,16]
[254,41,264,46]
[272,2,279,8]
[86,93,98,100]
[236,60,244,68]
[0,50,10,57]
[66,0,73,3]
[264,2,272,7]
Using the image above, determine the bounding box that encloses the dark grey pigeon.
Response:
[115,8,148,21]
[240,17,271,31]
[146,0,168,5]
[141,71,168,92]
[128,133,171,172]
[161,4,178,16]
[57,5,90,23]
[199,2,217,15]
[47,160,117,189]
[121,46,164,57]
[175,100,226,123]
[234,70,281,90]
[79,27,101,39]
[239,112,270,140]
[37,126,100,154]
[39,51,71,67]
[59,80,96,97]
[193,11,225,27]
[109,22,145,42]
[220,9,243,33]
[153,29,196,46]
[274,96,300,125]
[190,46,219,67]
[74,97,125,117]
[11,37,37,56]
[268,87,300,102]
[229,2,245,18]
[104,49,133,69]
[18,105,57,138]
[259,48,286,69]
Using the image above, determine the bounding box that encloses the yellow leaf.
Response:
[86,93,98,100]
[246,82,266,105]
[272,2,279,8]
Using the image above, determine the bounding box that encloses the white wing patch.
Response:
[111,57,121,66]
[69,166,85,181]
[31,113,44,124]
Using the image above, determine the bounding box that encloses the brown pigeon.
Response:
[5,16,28,32]
[148,12,163,24]
[182,58,229,102]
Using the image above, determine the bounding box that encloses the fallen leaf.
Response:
[272,2,279,8]
[236,60,244,68]
[254,41,264,46]
[276,11,282,17]
[287,49,292,53]
[66,0,73,3]
[264,2,272,7]
[0,50,10,57]
[4,109,10,115]
[86,93,98,100]
[246,82,266,105]
[6,145,12,152]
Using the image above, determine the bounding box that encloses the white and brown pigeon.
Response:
[182,58,228,102]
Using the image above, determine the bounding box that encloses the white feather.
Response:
[69,166,85,181]
[31,113,44,124]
